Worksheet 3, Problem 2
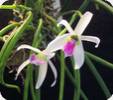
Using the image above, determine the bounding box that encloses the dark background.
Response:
[0,0,113,100]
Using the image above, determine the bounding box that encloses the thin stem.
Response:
[4,83,20,92]
[0,23,19,36]
[73,70,81,100]
[65,67,88,100]
[32,19,43,47]
[92,0,113,14]
[0,4,31,10]
[85,51,113,69]
[79,0,91,13]
[58,52,65,100]
[0,5,16,9]
[85,55,111,98]
[23,66,31,100]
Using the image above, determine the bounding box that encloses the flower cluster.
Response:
[14,11,100,89]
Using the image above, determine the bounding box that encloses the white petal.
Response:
[108,94,113,100]
[45,34,71,53]
[73,42,85,69]
[0,92,6,100]
[15,59,30,80]
[105,0,113,6]
[35,62,48,89]
[74,11,93,35]
[81,35,100,48]
[48,60,57,87]
[0,0,8,6]
[17,44,41,53]
[57,19,74,33]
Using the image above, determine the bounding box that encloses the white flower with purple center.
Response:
[15,44,57,89]
[45,11,100,69]
[0,0,8,6]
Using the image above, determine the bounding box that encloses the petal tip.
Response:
[95,38,100,48]
[85,11,93,17]
[74,65,80,70]
[50,79,56,87]
[35,85,40,89]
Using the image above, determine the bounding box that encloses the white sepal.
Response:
[45,34,71,53]
[73,41,85,69]
[48,60,57,87]
[17,44,41,53]
[74,11,93,35]
[35,62,48,89]
[15,59,30,80]
[81,35,100,48]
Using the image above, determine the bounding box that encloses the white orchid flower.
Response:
[45,11,100,69]
[15,44,57,89]
[108,94,113,100]
[105,0,113,6]
[0,0,8,6]
[0,92,6,100]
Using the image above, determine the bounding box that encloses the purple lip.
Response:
[63,39,76,57]
[29,54,46,65]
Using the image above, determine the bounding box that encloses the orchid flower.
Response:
[15,44,57,89]
[0,92,6,100]
[105,0,113,6]
[45,11,100,69]
[0,0,8,6]
[108,94,113,100]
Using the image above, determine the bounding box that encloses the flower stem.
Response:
[58,52,65,100]
[65,67,88,100]
[23,66,31,100]
[92,0,113,14]
[85,55,111,98]
[85,51,113,69]
[73,70,81,100]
